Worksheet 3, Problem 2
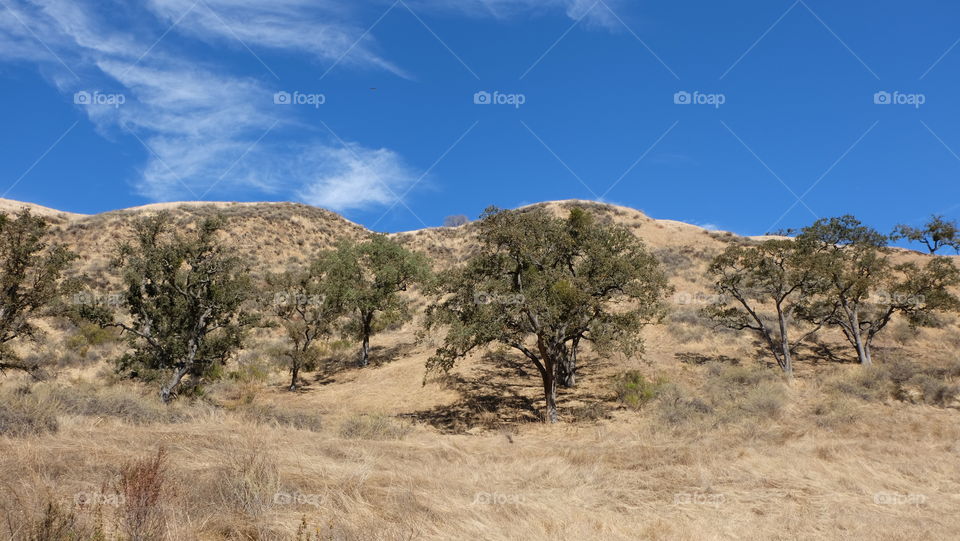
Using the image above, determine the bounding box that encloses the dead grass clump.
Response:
[656,363,788,427]
[810,396,861,429]
[825,365,893,402]
[40,383,190,425]
[208,447,283,539]
[339,414,411,440]
[239,403,323,432]
[909,374,959,406]
[5,499,105,541]
[0,388,60,437]
[116,448,169,541]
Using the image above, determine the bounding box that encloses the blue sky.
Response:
[0,0,958,235]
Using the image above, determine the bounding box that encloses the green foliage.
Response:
[322,235,431,366]
[614,371,666,409]
[81,213,255,401]
[263,263,345,390]
[893,215,960,254]
[0,209,77,375]
[704,236,827,374]
[425,206,670,422]
[795,216,960,365]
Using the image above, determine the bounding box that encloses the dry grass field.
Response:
[1,198,958,540]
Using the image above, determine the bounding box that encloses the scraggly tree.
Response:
[705,237,828,377]
[264,263,344,391]
[424,207,670,423]
[83,213,254,401]
[893,215,960,254]
[0,209,76,376]
[324,235,430,367]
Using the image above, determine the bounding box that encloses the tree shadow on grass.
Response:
[404,350,620,433]
[402,350,543,433]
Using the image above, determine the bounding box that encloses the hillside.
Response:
[0,198,958,540]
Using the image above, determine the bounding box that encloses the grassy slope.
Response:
[0,199,958,540]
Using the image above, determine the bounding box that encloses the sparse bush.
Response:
[212,447,283,537]
[0,389,59,437]
[909,374,959,406]
[339,414,411,440]
[613,371,666,409]
[8,499,105,541]
[655,384,712,425]
[240,404,323,432]
[826,366,893,402]
[41,383,190,425]
[116,448,168,541]
[810,396,860,429]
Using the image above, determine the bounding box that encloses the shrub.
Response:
[655,384,712,426]
[8,499,105,541]
[613,371,666,409]
[826,366,894,402]
[41,384,190,425]
[909,375,959,406]
[810,397,860,429]
[339,414,411,440]
[0,389,59,437]
[240,404,323,432]
[116,448,168,541]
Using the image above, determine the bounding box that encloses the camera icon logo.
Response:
[473,91,492,105]
[273,91,292,105]
[873,91,891,105]
[73,91,91,105]
[673,91,691,105]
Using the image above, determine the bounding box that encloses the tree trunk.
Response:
[558,341,577,388]
[843,303,871,366]
[542,362,558,424]
[777,305,793,378]
[289,362,300,391]
[358,312,373,367]
[160,363,191,403]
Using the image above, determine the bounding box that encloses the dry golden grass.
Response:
[0,198,958,540]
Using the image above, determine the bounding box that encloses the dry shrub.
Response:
[909,374,959,406]
[207,446,284,539]
[655,363,787,427]
[0,387,60,437]
[4,498,105,541]
[116,448,169,541]
[810,396,860,429]
[825,365,893,402]
[339,414,411,440]
[239,403,323,432]
[41,383,190,425]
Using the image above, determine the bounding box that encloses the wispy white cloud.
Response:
[0,0,415,210]
[412,0,626,29]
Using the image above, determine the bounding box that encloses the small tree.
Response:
[792,216,960,365]
[893,215,960,254]
[793,216,890,365]
[425,207,670,423]
[0,209,76,376]
[443,215,469,228]
[83,213,254,401]
[264,263,344,391]
[324,235,430,367]
[705,238,827,377]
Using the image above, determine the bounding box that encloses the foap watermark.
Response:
[673,492,725,507]
[874,492,926,506]
[272,292,325,307]
[74,90,126,108]
[71,292,123,307]
[273,491,322,508]
[674,91,725,108]
[274,91,326,108]
[873,91,925,108]
[473,91,526,109]
[673,292,729,306]
[474,292,525,306]
[472,491,525,506]
[74,491,125,506]
[873,291,925,307]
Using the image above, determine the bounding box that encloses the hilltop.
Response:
[0,197,958,540]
